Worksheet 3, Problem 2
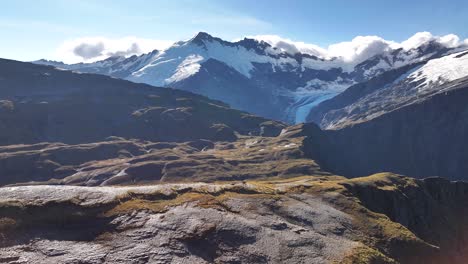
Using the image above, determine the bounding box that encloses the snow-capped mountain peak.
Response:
[188,31,224,48]
[308,49,468,130]
[34,32,465,123]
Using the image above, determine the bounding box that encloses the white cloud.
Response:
[436,34,460,48]
[327,36,397,63]
[249,32,468,65]
[400,32,461,50]
[251,34,398,65]
[54,32,468,65]
[56,37,174,63]
[400,32,435,50]
[249,35,328,58]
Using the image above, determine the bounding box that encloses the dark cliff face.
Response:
[300,81,468,180]
[0,59,285,145]
[342,175,468,263]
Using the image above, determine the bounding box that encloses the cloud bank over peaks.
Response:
[252,32,468,65]
[248,35,328,58]
[327,35,397,63]
[56,37,174,63]
[55,32,467,65]
[400,32,462,50]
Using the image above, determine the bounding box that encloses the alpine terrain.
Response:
[35,32,467,124]
[1,52,468,263]
[304,50,468,180]
[2,0,468,260]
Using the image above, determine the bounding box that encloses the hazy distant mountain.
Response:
[35,32,460,123]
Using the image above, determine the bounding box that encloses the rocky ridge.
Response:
[1,173,467,263]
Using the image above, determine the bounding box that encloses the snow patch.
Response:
[408,51,468,90]
[165,54,204,83]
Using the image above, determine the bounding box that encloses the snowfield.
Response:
[408,51,468,90]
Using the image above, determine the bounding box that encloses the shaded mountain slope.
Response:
[0,59,285,145]
[295,80,468,180]
[308,50,468,129]
[306,63,425,127]
[300,51,468,180]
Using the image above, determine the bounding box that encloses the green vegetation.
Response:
[339,246,397,264]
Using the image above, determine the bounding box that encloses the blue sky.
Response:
[1,0,467,62]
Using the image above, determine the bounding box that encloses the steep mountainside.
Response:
[0,59,285,145]
[308,50,468,129]
[297,74,468,180]
[35,32,458,123]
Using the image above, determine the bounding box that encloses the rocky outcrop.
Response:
[1,174,466,263]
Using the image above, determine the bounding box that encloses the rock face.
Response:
[343,175,468,262]
[1,174,467,263]
[0,59,285,145]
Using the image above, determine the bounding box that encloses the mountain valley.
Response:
[1,30,468,264]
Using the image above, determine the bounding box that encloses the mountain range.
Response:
[2,31,468,263]
[35,32,466,124]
